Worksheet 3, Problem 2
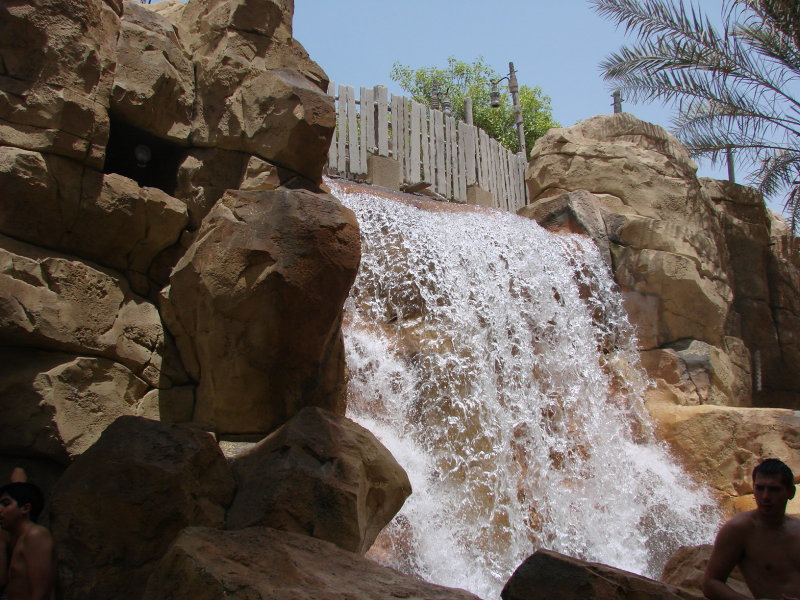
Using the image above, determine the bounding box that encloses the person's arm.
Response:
[703,521,751,600]
[24,527,55,600]
[0,530,9,590]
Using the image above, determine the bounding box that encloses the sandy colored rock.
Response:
[0,147,188,275]
[161,188,360,434]
[660,545,751,598]
[51,416,235,600]
[173,148,249,228]
[0,348,150,464]
[0,235,169,386]
[646,398,800,506]
[142,526,482,600]
[227,407,411,553]
[641,338,751,407]
[113,1,194,141]
[175,0,334,181]
[517,189,611,266]
[0,0,118,167]
[501,548,700,600]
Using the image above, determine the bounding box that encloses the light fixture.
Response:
[134,144,152,168]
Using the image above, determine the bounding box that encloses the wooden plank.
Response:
[336,83,348,174]
[327,81,338,173]
[444,115,454,199]
[345,85,360,174]
[391,95,404,178]
[403,97,413,182]
[490,138,501,208]
[423,106,434,184]
[433,109,446,196]
[463,123,476,186]
[479,129,490,190]
[375,85,389,157]
[358,87,368,172]
[363,87,375,153]
[410,100,422,183]
[456,122,467,201]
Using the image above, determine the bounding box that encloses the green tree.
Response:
[591,0,800,228]
[390,57,560,154]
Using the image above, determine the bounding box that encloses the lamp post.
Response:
[491,62,526,157]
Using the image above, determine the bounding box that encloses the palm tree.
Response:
[591,0,800,231]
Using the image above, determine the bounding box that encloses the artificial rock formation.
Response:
[0,0,354,487]
[523,113,800,513]
[51,416,235,600]
[160,188,360,434]
[501,549,700,600]
[226,407,412,554]
[524,114,800,409]
[142,526,483,600]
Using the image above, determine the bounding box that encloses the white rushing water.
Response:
[332,182,720,600]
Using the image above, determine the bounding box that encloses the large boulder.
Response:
[524,113,800,408]
[51,416,235,600]
[227,407,411,554]
[142,526,482,600]
[0,0,119,167]
[501,549,701,600]
[160,188,360,434]
[171,0,335,181]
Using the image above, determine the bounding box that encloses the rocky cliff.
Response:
[521,113,800,513]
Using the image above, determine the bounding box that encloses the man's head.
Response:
[753,458,795,490]
[0,482,45,524]
[752,458,795,519]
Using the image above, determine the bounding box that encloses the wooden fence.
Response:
[327,83,528,213]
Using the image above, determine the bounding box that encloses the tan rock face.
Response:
[646,398,800,508]
[661,544,751,598]
[113,1,195,142]
[51,416,235,600]
[0,0,118,167]
[524,113,800,407]
[227,407,411,554]
[0,348,150,465]
[0,148,188,276]
[0,236,171,386]
[142,526,482,600]
[173,0,334,181]
[161,188,360,434]
[501,548,700,600]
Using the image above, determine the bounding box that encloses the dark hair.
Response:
[0,482,45,522]
[753,458,795,490]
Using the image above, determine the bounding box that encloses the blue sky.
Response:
[292,0,784,214]
[294,1,729,171]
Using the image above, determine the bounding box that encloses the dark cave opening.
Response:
[103,117,186,195]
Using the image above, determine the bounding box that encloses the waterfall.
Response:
[331,182,720,600]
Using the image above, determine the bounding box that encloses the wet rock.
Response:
[227,407,411,554]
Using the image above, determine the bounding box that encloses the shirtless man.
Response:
[0,482,55,600]
[703,458,800,600]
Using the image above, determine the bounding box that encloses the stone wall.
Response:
[0,0,358,483]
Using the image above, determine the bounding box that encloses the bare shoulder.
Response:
[19,524,54,550]
[718,510,757,537]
